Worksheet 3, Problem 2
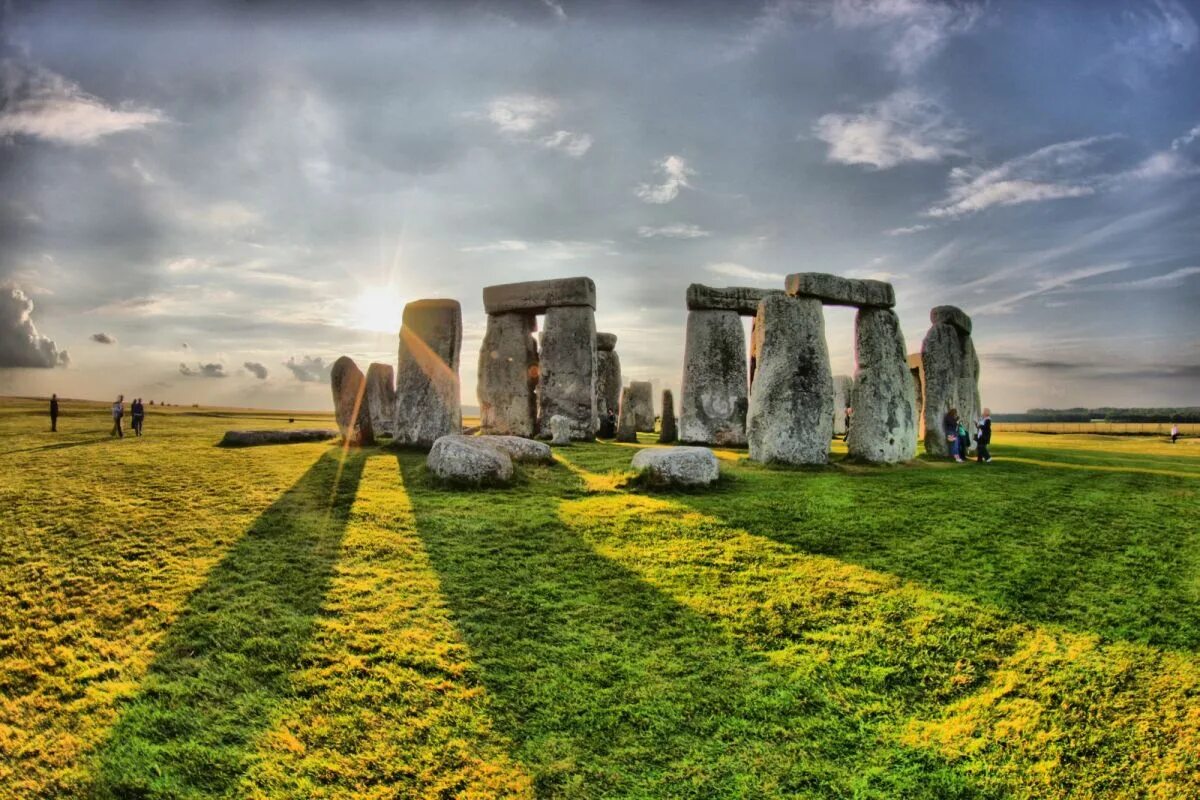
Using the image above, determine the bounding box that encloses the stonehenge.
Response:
[783,273,895,309]
[478,277,598,441]
[921,305,981,457]
[393,299,463,449]
[330,356,374,445]
[846,308,917,463]
[659,389,677,444]
[595,332,622,424]
[625,381,656,432]
[365,362,396,437]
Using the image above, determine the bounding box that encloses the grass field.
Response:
[1,396,1197,799]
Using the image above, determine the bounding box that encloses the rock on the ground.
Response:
[394,299,462,449]
[846,308,917,463]
[220,429,338,447]
[746,294,833,465]
[481,435,553,463]
[478,312,539,437]
[330,356,374,445]
[658,389,677,444]
[537,305,597,440]
[483,276,596,315]
[549,414,573,445]
[365,362,396,437]
[631,446,720,487]
[784,272,895,308]
[427,434,513,485]
[679,309,748,446]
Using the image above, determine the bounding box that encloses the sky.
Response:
[1,0,1198,413]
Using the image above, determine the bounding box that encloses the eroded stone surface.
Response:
[537,305,597,440]
[832,374,853,436]
[846,308,917,463]
[366,362,396,437]
[616,385,638,443]
[746,295,833,465]
[330,356,374,445]
[596,349,622,422]
[631,446,720,487]
[627,380,655,432]
[427,434,513,485]
[784,272,895,308]
[658,389,677,444]
[478,312,538,437]
[686,284,777,315]
[921,322,980,457]
[679,309,748,446]
[549,414,573,445]
[481,435,553,463]
[596,332,618,351]
[931,305,972,335]
[483,277,596,315]
[220,429,337,447]
[394,299,462,449]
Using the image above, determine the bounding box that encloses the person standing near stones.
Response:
[844,406,852,439]
[131,397,145,436]
[975,408,992,463]
[944,408,962,462]
[49,393,59,432]
[111,395,125,439]
[1171,423,1180,444]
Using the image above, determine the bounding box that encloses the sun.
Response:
[349,287,403,333]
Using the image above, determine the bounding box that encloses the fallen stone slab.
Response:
[930,305,972,335]
[686,284,778,315]
[631,446,720,487]
[784,272,895,308]
[481,435,554,464]
[483,277,596,315]
[219,429,338,447]
[427,434,514,485]
[596,332,618,351]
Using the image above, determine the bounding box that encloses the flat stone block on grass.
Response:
[427,435,514,486]
[631,446,720,488]
[481,435,553,464]
[219,429,338,447]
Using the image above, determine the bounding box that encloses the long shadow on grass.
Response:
[395,451,999,799]
[88,448,366,798]
[663,451,1200,651]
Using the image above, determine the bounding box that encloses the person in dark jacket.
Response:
[50,394,59,432]
[944,408,963,462]
[131,397,145,436]
[976,408,992,463]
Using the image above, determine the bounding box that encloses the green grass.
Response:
[0,397,1197,798]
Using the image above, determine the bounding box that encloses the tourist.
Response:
[131,397,145,436]
[1171,423,1180,444]
[111,395,125,438]
[844,406,852,438]
[944,408,963,462]
[976,408,992,463]
[49,393,59,432]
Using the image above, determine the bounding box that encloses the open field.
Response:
[993,422,1200,436]
[1,396,1198,799]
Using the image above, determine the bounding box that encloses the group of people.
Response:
[109,395,147,438]
[944,407,992,463]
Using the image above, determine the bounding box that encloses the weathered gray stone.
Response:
[478,312,538,437]
[931,305,972,335]
[483,277,596,315]
[596,349,622,421]
[921,322,980,457]
[220,429,337,447]
[784,272,895,308]
[658,389,677,444]
[846,308,917,463]
[615,385,639,443]
[679,309,748,446]
[596,332,618,351]
[626,381,655,432]
[394,299,462,449]
[537,305,597,440]
[549,414,573,446]
[631,446,720,487]
[686,284,776,315]
[908,353,924,439]
[481,435,553,464]
[365,362,396,437]
[330,356,374,445]
[832,374,853,436]
[747,295,833,465]
[427,434,513,485]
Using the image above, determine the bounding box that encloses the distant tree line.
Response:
[994,407,1200,423]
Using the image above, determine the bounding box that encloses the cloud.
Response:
[1115,149,1200,182]
[1103,0,1197,83]
[885,223,933,236]
[706,262,786,284]
[1076,266,1200,292]
[460,239,530,253]
[0,285,68,367]
[243,360,269,379]
[972,262,1134,316]
[539,129,592,157]
[541,0,567,22]
[829,0,984,74]
[480,95,591,157]
[90,332,117,344]
[284,355,333,383]
[1172,123,1200,150]
[0,57,165,145]
[460,239,616,260]
[813,89,965,169]
[179,362,227,378]
[637,223,711,239]
[635,155,695,203]
[987,352,1200,382]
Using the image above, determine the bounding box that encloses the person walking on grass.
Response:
[944,408,963,462]
[1171,423,1180,444]
[131,397,145,436]
[49,393,59,432]
[111,395,125,438]
[976,408,992,463]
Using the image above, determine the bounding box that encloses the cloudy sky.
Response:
[1,0,1198,412]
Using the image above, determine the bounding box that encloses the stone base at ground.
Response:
[219,429,338,447]
[630,446,720,487]
[481,435,553,463]
[427,434,514,485]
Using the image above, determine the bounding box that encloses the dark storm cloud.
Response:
[179,362,227,378]
[90,332,116,344]
[0,285,67,367]
[243,360,268,379]
[283,355,333,383]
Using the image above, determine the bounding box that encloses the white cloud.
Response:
[0,285,68,367]
[885,223,932,235]
[637,223,711,239]
[829,0,984,74]
[461,239,615,260]
[460,239,530,253]
[635,155,695,204]
[1172,123,1200,150]
[706,262,786,284]
[1105,0,1197,81]
[541,0,567,21]
[0,58,165,145]
[1078,266,1200,292]
[1117,149,1200,182]
[972,262,1133,316]
[539,129,592,157]
[486,95,556,134]
[813,89,965,169]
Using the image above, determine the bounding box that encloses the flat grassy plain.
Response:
[1,396,1197,799]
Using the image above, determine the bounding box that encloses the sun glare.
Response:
[350,288,403,333]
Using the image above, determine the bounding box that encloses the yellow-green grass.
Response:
[1,396,1197,799]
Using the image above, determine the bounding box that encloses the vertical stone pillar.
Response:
[595,332,622,423]
[907,353,924,440]
[615,385,638,443]
[394,299,462,449]
[658,389,678,444]
[831,374,853,436]
[747,295,833,464]
[847,308,917,463]
[330,356,374,445]
[679,310,748,446]
[921,306,978,457]
[365,362,396,437]
[537,305,597,440]
[478,312,539,437]
[627,380,655,432]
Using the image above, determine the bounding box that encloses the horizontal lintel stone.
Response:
[483,277,596,315]
[784,272,895,308]
[686,284,779,315]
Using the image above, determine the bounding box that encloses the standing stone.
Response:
[365,362,396,437]
[478,312,538,437]
[595,333,622,424]
[679,310,748,446]
[907,354,924,439]
[658,389,677,444]
[537,305,597,440]
[831,374,853,436]
[747,295,833,465]
[394,299,462,449]
[549,414,573,446]
[616,385,638,443]
[627,381,655,432]
[330,356,374,445]
[847,308,917,463]
[921,305,980,457]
